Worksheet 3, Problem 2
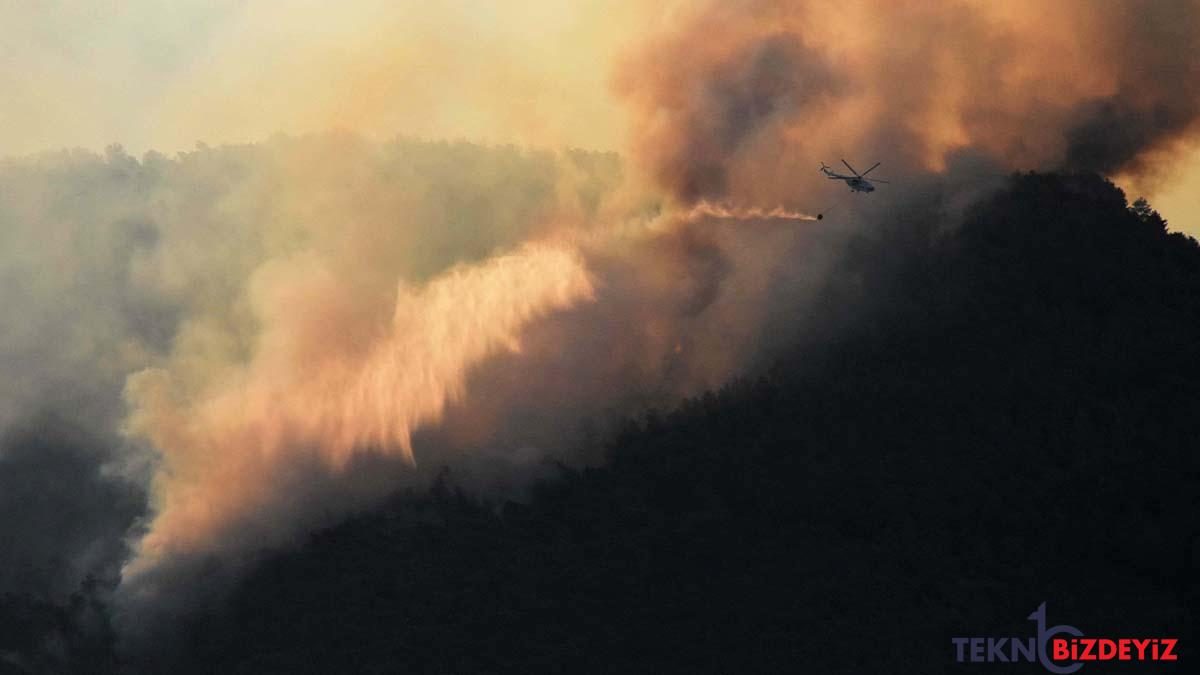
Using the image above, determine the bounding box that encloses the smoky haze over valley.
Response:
[1,2,1199,673]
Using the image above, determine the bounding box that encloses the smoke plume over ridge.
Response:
[2,1,1200,653]
[123,241,593,582]
[615,0,1200,206]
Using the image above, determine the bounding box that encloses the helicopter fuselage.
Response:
[844,177,875,192]
[821,167,876,192]
[820,160,888,193]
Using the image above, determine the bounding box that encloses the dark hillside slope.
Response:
[175,173,1199,674]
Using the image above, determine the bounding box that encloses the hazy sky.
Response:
[2,1,1197,233]
[4,1,1200,646]
[1149,152,1200,234]
[0,1,649,154]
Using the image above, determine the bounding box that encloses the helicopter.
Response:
[820,159,890,193]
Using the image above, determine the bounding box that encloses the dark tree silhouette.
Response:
[13,172,1198,674]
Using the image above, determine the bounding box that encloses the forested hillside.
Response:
[9,172,1197,674]
[178,173,1198,673]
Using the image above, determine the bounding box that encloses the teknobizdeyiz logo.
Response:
[952,602,1179,672]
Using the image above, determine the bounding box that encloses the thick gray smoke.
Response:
[0,418,144,600]
[3,0,1200,662]
[615,0,1200,207]
[1061,1,1200,175]
[0,138,618,631]
[0,147,171,602]
[0,137,831,655]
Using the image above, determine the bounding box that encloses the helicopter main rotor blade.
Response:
[841,159,860,176]
[860,162,881,177]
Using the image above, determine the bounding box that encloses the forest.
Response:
[3,171,1197,673]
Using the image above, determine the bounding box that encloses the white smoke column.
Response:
[122,241,593,581]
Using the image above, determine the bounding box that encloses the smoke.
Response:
[1062,1,1200,176]
[96,131,848,646]
[2,0,1199,660]
[0,140,606,641]
[0,147,173,604]
[112,141,830,605]
[122,242,593,582]
[615,0,1200,206]
[616,26,842,203]
[0,417,145,599]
